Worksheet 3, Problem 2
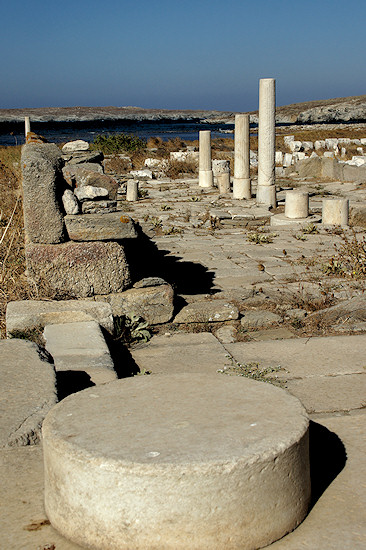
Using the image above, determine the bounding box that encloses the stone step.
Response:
[43,321,116,385]
[64,212,138,241]
[0,339,57,448]
[6,299,114,335]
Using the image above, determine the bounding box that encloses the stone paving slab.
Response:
[286,374,366,414]
[130,332,233,375]
[43,321,116,385]
[225,335,366,378]
[0,339,57,448]
[6,299,114,335]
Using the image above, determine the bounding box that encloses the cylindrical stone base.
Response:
[256,185,277,207]
[285,191,309,219]
[43,373,311,550]
[233,177,251,199]
[199,169,213,188]
[217,172,231,194]
[25,116,31,137]
[322,198,349,226]
[126,180,138,201]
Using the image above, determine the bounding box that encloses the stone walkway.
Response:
[1,176,366,548]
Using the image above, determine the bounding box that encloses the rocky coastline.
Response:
[1,94,366,126]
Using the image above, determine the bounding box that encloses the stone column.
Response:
[25,116,31,137]
[126,180,139,201]
[199,131,213,188]
[285,191,309,219]
[257,78,276,207]
[233,114,251,199]
[322,198,349,226]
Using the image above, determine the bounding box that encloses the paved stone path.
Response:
[1,176,365,548]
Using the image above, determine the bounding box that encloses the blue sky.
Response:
[1,0,365,111]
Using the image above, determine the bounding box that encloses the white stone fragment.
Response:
[283,153,293,167]
[302,141,313,151]
[314,140,326,150]
[325,138,339,150]
[62,189,80,215]
[212,159,230,175]
[323,151,335,158]
[275,151,283,165]
[283,135,295,147]
[144,158,162,168]
[289,141,302,152]
[62,140,89,153]
[360,138,366,146]
[74,186,109,201]
[130,169,153,179]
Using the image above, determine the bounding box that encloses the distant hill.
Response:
[1,95,366,125]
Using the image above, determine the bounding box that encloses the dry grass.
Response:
[165,159,197,179]
[0,146,29,337]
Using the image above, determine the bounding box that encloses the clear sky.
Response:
[1,0,365,112]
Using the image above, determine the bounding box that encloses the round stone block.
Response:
[285,191,309,219]
[43,373,310,550]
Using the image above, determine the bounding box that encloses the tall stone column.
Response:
[233,114,251,199]
[256,78,276,206]
[199,130,213,188]
[25,116,31,137]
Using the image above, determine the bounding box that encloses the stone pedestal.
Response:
[285,191,309,219]
[233,114,251,199]
[126,180,138,201]
[217,172,231,194]
[257,78,276,206]
[43,373,310,550]
[322,198,349,226]
[24,116,30,137]
[199,131,213,187]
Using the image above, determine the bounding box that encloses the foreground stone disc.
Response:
[43,373,310,550]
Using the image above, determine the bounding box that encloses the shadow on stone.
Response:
[309,420,347,509]
[102,328,141,378]
[120,226,216,295]
[56,371,95,401]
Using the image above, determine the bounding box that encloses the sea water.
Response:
[0,119,235,147]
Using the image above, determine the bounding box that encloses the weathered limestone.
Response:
[198,130,213,187]
[217,172,231,193]
[212,159,230,177]
[173,300,239,323]
[26,241,131,298]
[285,191,309,219]
[24,116,30,137]
[126,180,138,201]
[62,140,89,154]
[257,78,276,206]
[43,373,310,550]
[74,186,109,201]
[108,283,174,325]
[64,212,137,242]
[322,198,349,226]
[62,189,80,215]
[0,339,57,447]
[43,321,116,385]
[6,300,114,335]
[21,143,67,244]
[233,114,251,199]
[71,170,119,200]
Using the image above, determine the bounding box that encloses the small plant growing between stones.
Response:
[190,196,201,202]
[218,359,286,387]
[151,217,163,229]
[247,231,277,244]
[161,204,172,211]
[138,188,149,199]
[163,226,184,235]
[323,230,366,279]
[302,223,319,234]
[8,326,45,347]
[114,314,151,345]
[293,233,308,241]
